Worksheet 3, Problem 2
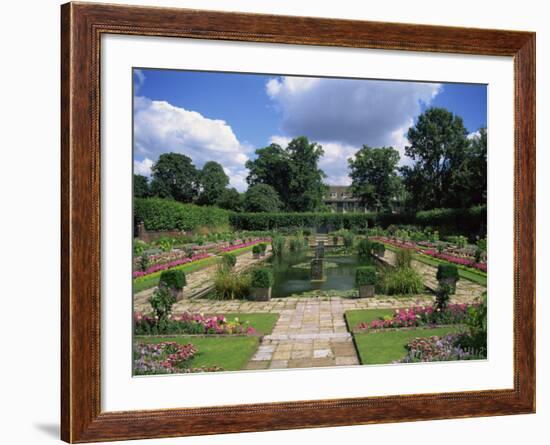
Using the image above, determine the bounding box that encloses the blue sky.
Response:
[133,68,486,191]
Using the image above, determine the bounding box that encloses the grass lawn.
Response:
[138,336,260,371]
[133,244,263,293]
[221,312,279,335]
[382,243,487,286]
[345,309,394,331]
[354,326,462,365]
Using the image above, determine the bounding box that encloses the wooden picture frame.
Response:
[61,2,535,442]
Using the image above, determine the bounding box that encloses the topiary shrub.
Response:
[259,242,268,255]
[371,241,385,257]
[436,264,460,282]
[356,239,372,258]
[159,269,186,290]
[355,266,378,286]
[395,248,414,269]
[221,252,237,269]
[436,264,459,294]
[250,268,274,288]
[252,244,261,257]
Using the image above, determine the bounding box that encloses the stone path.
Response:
[133,249,272,312]
[382,250,486,303]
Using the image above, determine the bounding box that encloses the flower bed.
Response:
[370,236,487,273]
[396,334,479,363]
[355,304,472,331]
[134,312,257,336]
[132,253,211,278]
[422,249,487,272]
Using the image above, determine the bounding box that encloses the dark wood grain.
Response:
[60,2,536,442]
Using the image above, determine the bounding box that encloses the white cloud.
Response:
[134,69,145,93]
[467,130,481,140]
[133,97,251,191]
[266,76,440,148]
[134,158,154,176]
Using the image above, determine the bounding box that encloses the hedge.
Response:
[134,198,230,231]
[229,206,486,238]
[229,212,377,231]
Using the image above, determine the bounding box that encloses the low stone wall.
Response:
[136,222,184,243]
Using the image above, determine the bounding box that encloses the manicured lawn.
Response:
[354,326,462,365]
[138,336,260,371]
[382,243,487,286]
[221,312,279,335]
[345,309,394,332]
[133,244,263,293]
[133,256,220,293]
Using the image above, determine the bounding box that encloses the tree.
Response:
[401,107,470,210]
[150,153,199,203]
[133,174,150,198]
[243,184,282,212]
[348,146,402,212]
[245,137,326,212]
[246,143,291,204]
[216,187,243,211]
[286,137,327,212]
[466,128,487,205]
[197,161,229,206]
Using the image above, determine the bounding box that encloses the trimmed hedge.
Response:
[134,198,230,232]
[229,212,377,231]
[250,268,274,288]
[356,266,378,286]
[229,206,485,238]
[436,264,460,282]
[159,269,186,290]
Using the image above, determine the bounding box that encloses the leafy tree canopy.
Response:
[243,184,282,213]
[198,161,229,206]
[246,137,326,212]
[348,146,402,212]
[216,187,243,212]
[133,174,150,198]
[150,153,199,203]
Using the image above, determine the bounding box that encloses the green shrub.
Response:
[138,253,149,272]
[221,252,237,269]
[149,287,176,322]
[343,231,355,250]
[252,244,261,255]
[333,235,339,246]
[133,239,148,256]
[355,266,378,286]
[259,242,268,253]
[436,264,460,282]
[135,197,230,231]
[289,237,305,252]
[382,267,424,295]
[159,269,186,290]
[395,248,414,269]
[457,292,487,356]
[250,268,274,288]
[271,235,285,256]
[371,241,385,256]
[435,282,452,311]
[356,239,372,258]
[213,268,251,300]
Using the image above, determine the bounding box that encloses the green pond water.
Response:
[269,250,378,298]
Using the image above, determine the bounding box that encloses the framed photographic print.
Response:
[61,2,535,442]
